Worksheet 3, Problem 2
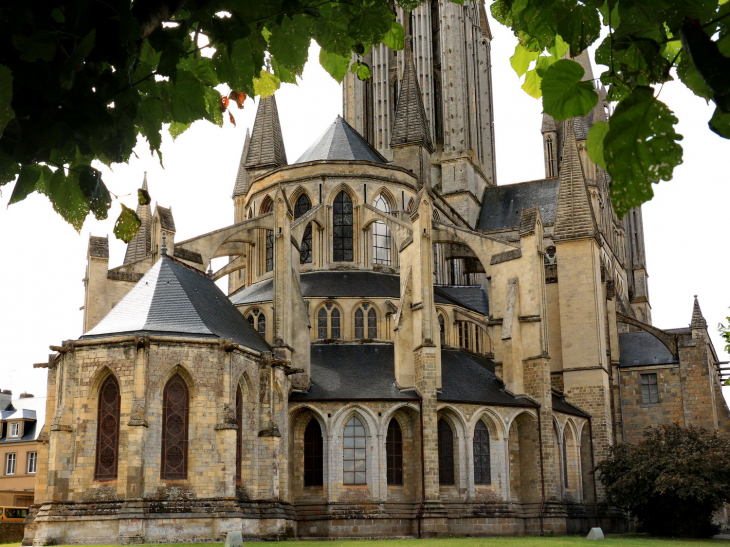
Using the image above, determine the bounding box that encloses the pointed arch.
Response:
[473,419,491,485]
[316,302,342,340]
[259,195,274,214]
[372,187,396,211]
[235,382,243,484]
[327,183,358,206]
[372,192,392,265]
[293,192,313,264]
[95,374,120,481]
[332,190,354,262]
[386,418,403,485]
[158,364,196,399]
[161,373,189,480]
[304,418,324,486]
[353,301,379,340]
[343,415,367,484]
[89,364,119,395]
[438,418,455,485]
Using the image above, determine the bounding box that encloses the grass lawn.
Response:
[4,535,730,547]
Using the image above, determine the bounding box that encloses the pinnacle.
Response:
[245,94,287,169]
[690,295,708,329]
[390,36,434,153]
[123,173,153,264]
[232,128,251,197]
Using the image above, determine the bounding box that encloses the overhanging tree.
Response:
[1,0,728,240]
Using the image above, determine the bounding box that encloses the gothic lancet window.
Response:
[265,229,274,272]
[546,135,557,178]
[317,305,341,340]
[438,314,446,345]
[304,418,323,487]
[368,308,377,339]
[161,374,189,480]
[438,418,455,485]
[343,416,366,485]
[331,308,341,339]
[372,195,392,265]
[317,308,327,339]
[257,313,266,338]
[473,420,491,485]
[95,375,120,481]
[333,191,354,262]
[247,310,265,340]
[235,385,243,484]
[386,419,403,485]
[294,194,313,264]
[354,304,378,339]
[562,433,569,489]
[355,308,364,339]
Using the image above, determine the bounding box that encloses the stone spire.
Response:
[690,295,708,329]
[478,1,492,40]
[232,128,251,197]
[390,37,434,153]
[244,94,287,169]
[123,172,152,264]
[541,112,556,133]
[553,120,598,241]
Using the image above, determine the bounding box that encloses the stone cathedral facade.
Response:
[25,3,730,544]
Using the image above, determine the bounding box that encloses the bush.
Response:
[596,424,730,537]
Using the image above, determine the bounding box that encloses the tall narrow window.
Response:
[235,385,243,484]
[331,308,341,339]
[562,433,569,489]
[318,308,328,339]
[294,194,313,264]
[368,308,377,339]
[95,375,120,481]
[372,195,392,265]
[473,421,491,485]
[27,452,37,474]
[257,313,266,338]
[439,314,446,345]
[333,191,353,262]
[5,453,16,475]
[304,418,324,487]
[386,419,403,485]
[438,419,455,485]
[475,328,481,354]
[343,416,366,484]
[546,135,557,177]
[641,373,659,403]
[355,308,364,339]
[161,374,189,480]
[265,229,274,272]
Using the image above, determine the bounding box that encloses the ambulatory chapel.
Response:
[24,3,730,544]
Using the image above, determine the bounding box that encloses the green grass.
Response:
[5,535,730,547]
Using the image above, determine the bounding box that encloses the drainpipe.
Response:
[537,408,546,537]
[417,397,425,538]
[588,417,599,526]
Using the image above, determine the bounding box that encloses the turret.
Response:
[123,172,152,264]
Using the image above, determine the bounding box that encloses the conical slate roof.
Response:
[690,295,708,329]
[232,128,251,197]
[245,95,287,169]
[83,255,270,353]
[295,116,386,164]
[123,173,152,264]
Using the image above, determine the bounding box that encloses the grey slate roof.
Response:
[477,178,560,232]
[245,94,288,169]
[619,331,679,368]
[83,255,270,353]
[291,346,531,407]
[290,345,419,401]
[295,116,386,164]
[156,205,176,232]
[232,272,489,316]
[552,393,590,417]
[232,128,251,197]
[0,396,46,444]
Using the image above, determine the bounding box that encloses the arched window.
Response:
[355,308,364,339]
[473,420,491,485]
[458,321,470,350]
[546,135,557,178]
[407,197,415,214]
[368,307,377,339]
[294,194,313,264]
[161,374,189,480]
[372,195,392,265]
[438,418,455,485]
[265,229,274,272]
[304,418,323,487]
[317,305,341,340]
[333,191,354,262]
[257,313,266,337]
[562,432,569,489]
[95,375,120,481]
[438,314,446,345]
[354,304,378,339]
[248,310,266,339]
[386,419,403,485]
[343,416,366,485]
[235,384,243,484]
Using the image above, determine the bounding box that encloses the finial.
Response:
[161,231,167,256]
[207,262,213,278]
[142,171,148,191]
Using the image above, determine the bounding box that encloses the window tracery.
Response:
[294,194,313,264]
[473,420,491,485]
[372,195,391,265]
[333,191,353,262]
[343,416,366,484]
[95,375,120,481]
[161,374,189,480]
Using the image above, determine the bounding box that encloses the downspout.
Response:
[536,408,546,537]
[588,417,598,524]
[417,397,426,538]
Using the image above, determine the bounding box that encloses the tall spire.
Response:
[232,128,251,197]
[244,95,287,169]
[553,120,598,241]
[690,295,708,329]
[123,172,153,264]
[390,37,434,153]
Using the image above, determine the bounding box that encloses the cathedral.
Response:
[23,2,730,544]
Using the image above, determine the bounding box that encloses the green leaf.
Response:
[139,187,151,205]
[541,59,598,120]
[169,70,208,124]
[114,204,142,243]
[319,48,351,83]
[50,8,65,23]
[557,4,601,56]
[709,107,730,139]
[0,65,15,138]
[511,44,539,77]
[270,56,298,85]
[169,122,191,140]
[48,167,89,230]
[522,67,543,98]
[547,35,569,59]
[677,53,714,101]
[604,87,684,218]
[78,165,111,221]
[203,87,224,127]
[586,121,609,170]
[12,31,56,63]
[0,150,19,185]
[253,70,280,98]
[135,97,165,154]
[382,21,405,51]
[9,164,44,204]
[268,15,311,76]
[351,61,371,81]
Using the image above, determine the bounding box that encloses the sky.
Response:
[1,11,728,405]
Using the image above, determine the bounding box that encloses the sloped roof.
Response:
[295,116,386,164]
[83,255,270,353]
[435,286,489,316]
[0,396,46,443]
[232,128,251,197]
[552,393,590,417]
[477,178,560,232]
[619,331,679,368]
[245,94,288,169]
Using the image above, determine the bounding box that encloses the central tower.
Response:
[343,0,496,226]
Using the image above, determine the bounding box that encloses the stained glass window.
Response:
[333,191,353,262]
[95,375,120,481]
[161,374,189,480]
[343,417,366,484]
[294,194,313,264]
[473,421,491,485]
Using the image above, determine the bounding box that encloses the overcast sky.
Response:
[1,12,728,404]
